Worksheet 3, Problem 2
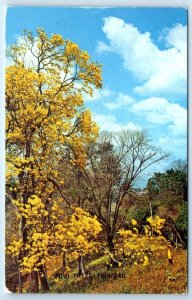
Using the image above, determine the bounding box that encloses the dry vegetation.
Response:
[44,249,187,294]
[7,248,187,294]
[87,249,187,294]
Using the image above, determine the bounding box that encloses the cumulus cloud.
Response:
[6,36,37,68]
[13,36,39,69]
[130,97,187,136]
[158,136,187,159]
[93,113,140,132]
[165,23,187,52]
[103,92,135,110]
[98,17,187,97]
[97,41,113,53]
[83,87,113,102]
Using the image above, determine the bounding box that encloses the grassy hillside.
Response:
[46,249,187,294]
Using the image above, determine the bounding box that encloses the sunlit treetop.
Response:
[6,28,102,186]
[7,28,102,91]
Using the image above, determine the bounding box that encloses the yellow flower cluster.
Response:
[131,219,137,226]
[50,34,64,46]
[115,215,166,268]
[13,195,48,224]
[54,207,102,260]
[118,228,133,238]
[7,240,23,257]
[65,41,80,56]
[20,232,50,273]
[146,216,165,236]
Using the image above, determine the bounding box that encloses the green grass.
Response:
[87,255,108,268]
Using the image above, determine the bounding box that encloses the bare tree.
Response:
[75,130,168,251]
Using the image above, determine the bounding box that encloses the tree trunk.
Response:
[18,215,27,293]
[30,271,39,293]
[107,234,115,252]
[20,202,40,293]
[63,252,66,273]
[18,266,22,293]
[78,256,85,276]
[19,140,40,292]
[39,265,49,291]
[107,234,119,267]
[149,198,153,218]
[44,264,48,279]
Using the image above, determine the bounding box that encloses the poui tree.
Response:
[6,28,102,292]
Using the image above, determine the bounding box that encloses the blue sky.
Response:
[6,7,187,181]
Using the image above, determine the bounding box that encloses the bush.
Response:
[176,203,187,247]
[130,208,150,228]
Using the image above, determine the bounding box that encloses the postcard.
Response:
[5,6,187,294]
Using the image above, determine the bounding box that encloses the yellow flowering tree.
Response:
[6,28,102,292]
[7,195,51,291]
[114,216,167,268]
[54,207,102,275]
[145,216,165,236]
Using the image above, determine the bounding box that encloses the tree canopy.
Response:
[6,28,102,292]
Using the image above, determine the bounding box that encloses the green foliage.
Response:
[176,203,187,246]
[130,208,150,227]
[148,169,187,198]
[147,163,187,212]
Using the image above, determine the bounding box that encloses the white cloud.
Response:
[130,97,187,136]
[6,36,37,68]
[103,92,135,110]
[158,136,187,159]
[93,113,140,132]
[159,136,186,147]
[98,17,187,97]
[83,87,113,102]
[97,41,113,53]
[165,23,186,52]
[14,36,39,69]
